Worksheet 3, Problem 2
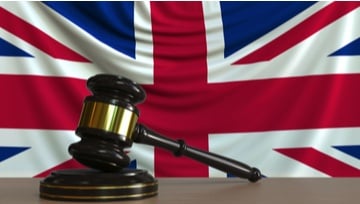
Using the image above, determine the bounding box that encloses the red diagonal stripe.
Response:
[0,7,90,62]
[275,147,360,177]
[234,2,360,64]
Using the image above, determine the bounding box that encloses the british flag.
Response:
[0,1,359,178]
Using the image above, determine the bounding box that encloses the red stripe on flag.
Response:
[1,74,360,134]
[149,1,209,177]
[275,147,360,177]
[0,75,88,130]
[142,73,360,136]
[0,7,90,62]
[205,74,360,133]
[234,2,360,64]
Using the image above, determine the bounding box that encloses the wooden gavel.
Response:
[69,74,262,182]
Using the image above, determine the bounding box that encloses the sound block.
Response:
[39,169,158,201]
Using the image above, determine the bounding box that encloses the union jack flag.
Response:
[0,1,359,178]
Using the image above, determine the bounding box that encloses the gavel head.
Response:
[68,74,145,172]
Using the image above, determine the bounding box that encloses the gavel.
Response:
[40,74,261,201]
[69,74,261,181]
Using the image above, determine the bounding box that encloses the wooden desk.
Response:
[0,178,358,204]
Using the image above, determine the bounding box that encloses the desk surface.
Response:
[0,178,358,204]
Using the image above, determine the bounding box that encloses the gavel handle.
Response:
[133,124,262,182]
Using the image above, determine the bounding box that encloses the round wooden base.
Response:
[39,169,158,201]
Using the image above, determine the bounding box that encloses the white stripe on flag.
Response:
[0,128,77,177]
[204,1,360,83]
[0,2,154,84]
[209,127,360,177]
[128,143,155,176]
[0,128,155,177]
